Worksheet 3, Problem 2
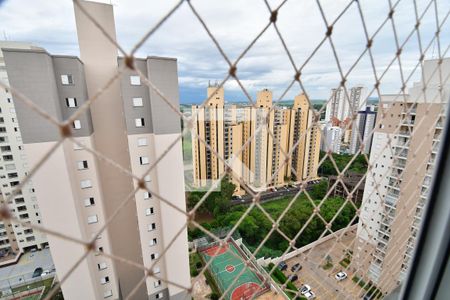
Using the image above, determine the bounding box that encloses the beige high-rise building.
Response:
[192,88,320,193]
[2,1,189,299]
[353,58,450,294]
[288,94,321,182]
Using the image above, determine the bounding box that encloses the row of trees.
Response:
[187,178,357,258]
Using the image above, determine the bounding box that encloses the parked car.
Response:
[277,261,288,271]
[287,274,298,282]
[32,267,43,278]
[335,271,348,281]
[304,291,316,299]
[291,263,302,272]
[300,284,311,295]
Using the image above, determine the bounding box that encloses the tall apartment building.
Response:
[349,106,377,155]
[325,85,367,124]
[324,86,368,153]
[191,83,243,193]
[352,58,450,294]
[192,88,320,192]
[2,1,189,299]
[288,93,321,182]
[321,124,342,154]
[0,42,48,266]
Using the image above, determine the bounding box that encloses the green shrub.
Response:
[203,267,221,297]
[322,262,333,270]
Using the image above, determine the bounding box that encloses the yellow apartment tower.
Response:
[191,85,320,194]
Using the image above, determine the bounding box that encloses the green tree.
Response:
[186,176,236,216]
[309,180,328,200]
[318,151,368,176]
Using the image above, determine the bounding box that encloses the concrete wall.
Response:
[74,1,145,298]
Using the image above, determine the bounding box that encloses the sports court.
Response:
[199,240,268,300]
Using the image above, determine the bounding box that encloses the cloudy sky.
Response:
[0,0,448,104]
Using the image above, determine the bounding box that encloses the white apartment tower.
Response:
[325,85,368,124]
[353,58,450,294]
[0,42,48,266]
[321,124,342,154]
[2,1,189,300]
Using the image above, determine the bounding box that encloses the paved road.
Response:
[231,182,319,206]
[0,249,54,289]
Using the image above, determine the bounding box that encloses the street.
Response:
[231,181,320,206]
[0,249,54,290]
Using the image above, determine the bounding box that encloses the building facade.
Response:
[324,85,368,154]
[321,124,342,154]
[325,85,367,124]
[2,1,189,300]
[349,106,377,155]
[0,42,48,266]
[352,58,450,294]
[192,89,321,193]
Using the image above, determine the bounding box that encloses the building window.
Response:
[135,118,145,128]
[97,262,107,270]
[77,160,88,170]
[148,223,156,231]
[154,280,161,288]
[139,156,149,165]
[132,97,143,107]
[73,120,82,130]
[156,292,163,299]
[150,253,159,260]
[149,238,157,246]
[84,197,95,207]
[87,215,98,224]
[80,179,92,189]
[103,290,112,298]
[153,267,161,274]
[137,138,147,147]
[144,175,151,182]
[61,74,74,85]
[100,276,110,284]
[130,76,141,86]
[143,191,151,199]
[66,98,77,108]
[146,207,154,216]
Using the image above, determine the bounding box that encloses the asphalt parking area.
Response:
[281,229,365,299]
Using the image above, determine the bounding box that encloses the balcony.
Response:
[384,194,398,207]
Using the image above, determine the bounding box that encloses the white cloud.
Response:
[0,0,448,103]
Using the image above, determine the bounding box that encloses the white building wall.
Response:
[0,42,47,252]
[153,134,190,299]
[356,131,392,244]
[127,133,168,296]
[322,125,342,154]
[23,141,100,299]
